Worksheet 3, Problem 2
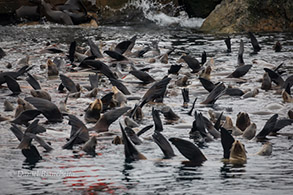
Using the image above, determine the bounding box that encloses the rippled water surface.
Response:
[0,24,293,195]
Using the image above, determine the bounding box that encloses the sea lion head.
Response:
[282,90,293,103]
[236,112,251,131]
[229,140,247,164]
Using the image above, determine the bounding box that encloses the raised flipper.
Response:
[125,127,142,145]
[220,127,235,159]
[256,114,278,140]
[169,137,207,164]
[26,73,41,90]
[120,123,146,162]
[11,109,42,126]
[152,108,163,132]
[152,131,175,159]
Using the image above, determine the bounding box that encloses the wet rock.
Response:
[178,0,221,18]
[200,0,293,33]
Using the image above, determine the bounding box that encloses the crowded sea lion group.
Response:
[0,26,292,169]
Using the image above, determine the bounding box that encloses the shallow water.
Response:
[0,24,293,195]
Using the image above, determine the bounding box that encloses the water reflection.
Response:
[220,163,246,179]
[176,164,203,181]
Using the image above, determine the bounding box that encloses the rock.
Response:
[178,0,221,18]
[200,0,293,33]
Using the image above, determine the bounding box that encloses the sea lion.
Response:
[224,36,231,53]
[0,65,30,85]
[4,75,22,96]
[4,100,14,111]
[84,99,103,123]
[112,86,127,106]
[257,142,272,156]
[181,88,189,108]
[91,106,131,132]
[282,90,293,103]
[229,140,247,164]
[139,77,171,108]
[288,110,293,119]
[242,88,259,98]
[26,73,41,90]
[227,65,252,78]
[242,123,257,140]
[175,75,189,87]
[255,114,278,140]
[160,106,180,121]
[199,65,212,80]
[273,41,282,52]
[124,127,142,145]
[237,39,245,66]
[201,82,226,105]
[87,39,103,58]
[261,72,272,91]
[15,98,35,118]
[236,112,251,131]
[25,97,63,123]
[59,74,78,93]
[248,32,261,53]
[40,0,73,25]
[82,136,97,156]
[11,109,42,126]
[129,69,155,84]
[222,116,243,136]
[168,64,182,75]
[199,77,216,92]
[189,112,213,143]
[30,89,51,101]
[47,59,59,77]
[181,55,202,73]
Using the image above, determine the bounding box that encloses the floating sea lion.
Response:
[112,86,127,106]
[222,116,243,136]
[242,88,259,99]
[47,59,59,77]
[31,89,51,101]
[257,142,272,156]
[273,41,282,52]
[15,98,35,118]
[175,75,189,87]
[199,65,212,80]
[261,72,272,91]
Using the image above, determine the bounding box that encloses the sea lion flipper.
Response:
[256,114,278,139]
[4,75,21,95]
[26,73,41,90]
[10,124,24,141]
[26,132,53,152]
[11,109,42,126]
[137,125,153,137]
[169,137,207,163]
[152,108,163,132]
[152,131,175,159]
[220,127,235,159]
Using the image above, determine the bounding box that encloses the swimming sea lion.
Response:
[31,89,51,101]
[84,99,103,123]
[175,75,189,87]
[199,65,212,80]
[222,116,243,136]
[261,72,272,91]
[229,140,247,164]
[15,98,35,118]
[4,100,14,111]
[112,86,127,106]
[242,88,259,98]
[47,59,59,76]
[273,41,282,52]
[236,112,251,131]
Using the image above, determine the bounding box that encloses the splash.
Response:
[127,0,205,28]
[101,0,205,28]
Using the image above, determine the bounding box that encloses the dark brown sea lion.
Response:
[236,112,251,131]
[181,55,202,73]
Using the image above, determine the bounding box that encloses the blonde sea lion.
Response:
[229,140,247,164]
[257,142,272,156]
[242,123,257,140]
